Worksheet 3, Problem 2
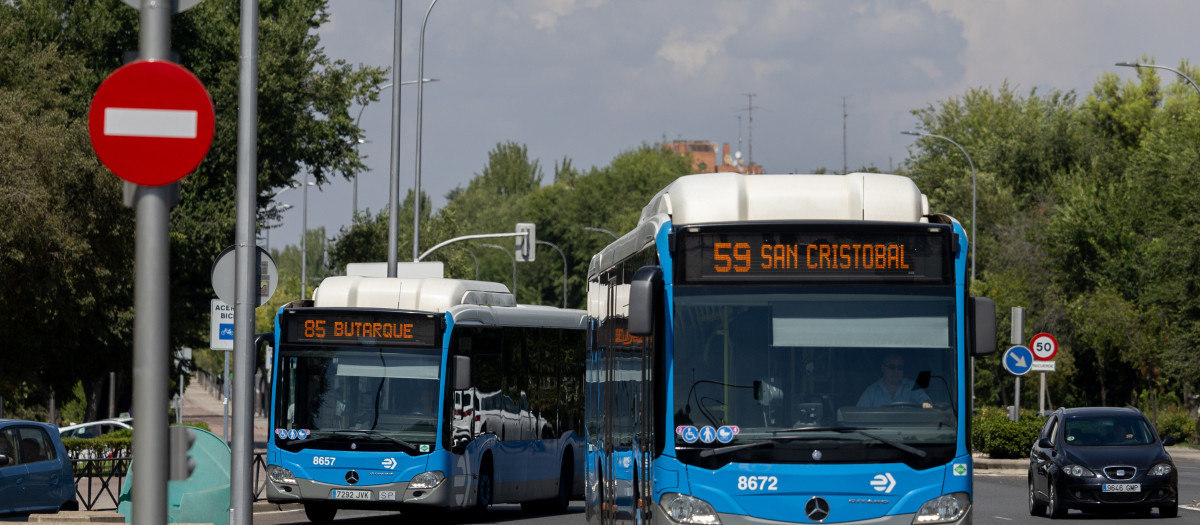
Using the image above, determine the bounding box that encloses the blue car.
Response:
[0,419,78,516]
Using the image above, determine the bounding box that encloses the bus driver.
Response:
[857,353,932,408]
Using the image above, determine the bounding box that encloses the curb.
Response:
[252,501,301,513]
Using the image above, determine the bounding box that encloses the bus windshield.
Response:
[671,285,958,468]
[274,346,442,451]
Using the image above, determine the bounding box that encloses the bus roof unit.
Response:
[312,275,515,311]
[641,172,928,226]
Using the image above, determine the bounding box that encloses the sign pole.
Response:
[130,2,171,524]
[1011,307,1024,422]
[229,0,261,523]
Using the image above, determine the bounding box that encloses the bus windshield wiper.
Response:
[697,440,777,458]
[772,426,926,458]
[333,430,419,452]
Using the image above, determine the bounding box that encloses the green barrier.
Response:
[117,426,231,525]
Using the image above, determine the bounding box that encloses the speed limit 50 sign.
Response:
[1029,332,1058,361]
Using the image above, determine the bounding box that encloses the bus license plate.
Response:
[1103,483,1140,493]
[331,489,372,500]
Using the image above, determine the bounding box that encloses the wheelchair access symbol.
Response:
[1003,345,1034,376]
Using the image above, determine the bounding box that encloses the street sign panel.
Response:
[1003,345,1034,376]
[1029,332,1058,361]
[88,60,215,186]
[1030,361,1056,372]
[210,245,278,307]
[209,299,234,351]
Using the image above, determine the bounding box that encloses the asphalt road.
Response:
[249,448,1199,524]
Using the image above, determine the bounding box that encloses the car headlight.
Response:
[913,492,970,524]
[1062,464,1096,478]
[659,492,721,524]
[1148,463,1173,476]
[267,464,296,485]
[410,470,445,489]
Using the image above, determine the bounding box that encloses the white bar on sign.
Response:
[104,107,198,139]
[1030,361,1056,372]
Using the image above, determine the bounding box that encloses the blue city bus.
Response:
[585,173,997,524]
[266,276,586,522]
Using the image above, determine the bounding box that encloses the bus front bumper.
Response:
[266,476,455,508]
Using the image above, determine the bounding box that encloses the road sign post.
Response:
[1029,332,1058,416]
[86,1,213,523]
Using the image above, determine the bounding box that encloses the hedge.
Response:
[62,421,213,460]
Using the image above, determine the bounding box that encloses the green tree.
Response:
[0,0,385,420]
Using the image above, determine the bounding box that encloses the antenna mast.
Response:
[842,96,848,174]
[742,93,759,169]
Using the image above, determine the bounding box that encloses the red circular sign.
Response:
[1029,332,1058,361]
[88,60,215,186]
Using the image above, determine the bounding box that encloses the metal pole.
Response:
[223,351,229,441]
[901,131,976,282]
[1116,62,1200,97]
[131,2,171,523]
[482,243,516,301]
[537,240,568,308]
[301,169,308,298]
[413,0,439,262]
[230,0,261,522]
[1011,307,1024,423]
[108,372,116,419]
[581,226,618,240]
[387,0,403,277]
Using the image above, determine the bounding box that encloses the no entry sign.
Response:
[88,60,215,186]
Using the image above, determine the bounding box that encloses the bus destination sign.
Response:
[284,310,440,347]
[680,226,951,283]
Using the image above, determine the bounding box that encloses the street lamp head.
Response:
[1115,61,1142,68]
[900,130,924,137]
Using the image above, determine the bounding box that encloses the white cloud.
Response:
[655,26,739,76]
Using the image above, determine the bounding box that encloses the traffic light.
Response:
[515,222,536,262]
[168,426,197,481]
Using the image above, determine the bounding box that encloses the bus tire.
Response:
[472,457,493,519]
[522,451,573,514]
[304,502,337,523]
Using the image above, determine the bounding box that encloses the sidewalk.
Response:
[180,379,270,451]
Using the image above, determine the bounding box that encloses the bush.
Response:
[973,406,1043,458]
[62,421,213,459]
[1153,409,1197,444]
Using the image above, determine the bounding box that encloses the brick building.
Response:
[664,140,763,174]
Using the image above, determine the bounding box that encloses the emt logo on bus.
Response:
[283,310,440,347]
[681,226,952,284]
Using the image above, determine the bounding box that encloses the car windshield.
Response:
[1063,415,1155,446]
[671,284,958,468]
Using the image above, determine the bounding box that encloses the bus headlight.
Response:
[410,470,445,489]
[913,492,969,523]
[267,464,296,485]
[660,492,721,524]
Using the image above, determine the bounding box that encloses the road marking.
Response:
[994,516,1013,521]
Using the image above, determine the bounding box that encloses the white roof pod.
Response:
[640,172,929,226]
[312,276,515,311]
[588,173,931,280]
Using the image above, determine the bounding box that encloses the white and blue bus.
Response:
[585,173,997,524]
[266,276,586,522]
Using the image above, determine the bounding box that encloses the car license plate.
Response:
[1102,483,1140,493]
[331,489,372,500]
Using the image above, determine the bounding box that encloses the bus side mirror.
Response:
[969,296,996,357]
[628,266,663,337]
[453,355,471,391]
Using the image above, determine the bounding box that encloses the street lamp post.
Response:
[353,79,438,223]
[292,178,316,299]
[1116,61,1200,97]
[901,130,977,282]
[581,226,618,240]
[413,0,440,263]
[481,243,516,301]
[458,246,479,280]
[537,240,568,308]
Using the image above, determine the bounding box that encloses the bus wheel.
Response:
[472,460,493,519]
[523,452,573,514]
[304,503,337,523]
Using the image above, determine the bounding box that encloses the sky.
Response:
[266,0,1200,251]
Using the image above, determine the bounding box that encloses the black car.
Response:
[1028,406,1178,518]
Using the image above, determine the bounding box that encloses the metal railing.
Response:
[72,452,268,511]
